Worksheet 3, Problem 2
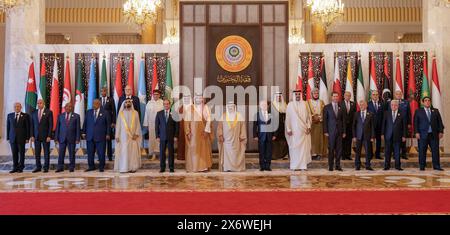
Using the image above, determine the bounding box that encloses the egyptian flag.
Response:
[306,55,314,100]
[368,52,378,98]
[25,61,37,115]
[394,55,403,93]
[318,56,329,105]
[332,56,342,102]
[431,56,442,111]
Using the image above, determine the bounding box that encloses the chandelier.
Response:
[305,0,344,31]
[288,25,305,44]
[0,0,29,13]
[123,0,163,28]
[163,0,179,44]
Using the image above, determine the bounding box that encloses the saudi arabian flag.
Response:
[420,68,430,107]
[100,56,108,91]
[165,58,173,105]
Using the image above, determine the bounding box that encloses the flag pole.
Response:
[26,53,36,157]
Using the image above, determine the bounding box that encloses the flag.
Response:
[25,61,37,115]
[61,58,72,113]
[394,56,403,93]
[344,57,354,101]
[114,58,123,110]
[74,58,85,127]
[382,55,392,101]
[38,58,47,103]
[49,59,60,131]
[407,54,419,135]
[318,56,329,105]
[431,56,442,111]
[332,56,342,102]
[165,57,173,104]
[295,57,303,94]
[420,57,430,107]
[127,56,135,95]
[306,56,314,100]
[368,53,378,99]
[137,57,147,124]
[356,57,365,111]
[100,55,108,91]
[87,57,97,110]
[151,57,159,94]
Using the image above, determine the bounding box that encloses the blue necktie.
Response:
[165,111,169,123]
[427,109,432,133]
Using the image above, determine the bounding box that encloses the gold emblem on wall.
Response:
[215,35,253,73]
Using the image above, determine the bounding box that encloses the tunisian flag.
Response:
[49,59,60,131]
[151,57,159,94]
[407,54,419,135]
[61,58,72,113]
[127,55,135,95]
[394,55,403,93]
[332,56,342,102]
[114,58,123,110]
[431,56,442,111]
[306,56,314,100]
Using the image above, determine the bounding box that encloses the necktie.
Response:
[102,98,106,107]
[165,110,169,122]
[374,102,378,112]
[392,111,396,122]
[94,110,98,121]
[66,113,70,125]
[361,111,365,122]
[346,101,349,113]
[333,103,337,116]
[38,109,42,122]
[15,113,19,123]
[426,109,431,120]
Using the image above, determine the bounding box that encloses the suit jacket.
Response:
[323,103,345,136]
[382,110,407,142]
[388,99,411,125]
[155,109,179,141]
[6,112,30,143]
[414,107,444,139]
[83,108,111,142]
[352,111,375,141]
[100,96,116,124]
[367,100,384,135]
[253,111,274,142]
[55,112,81,144]
[31,108,53,141]
[341,100,356,126]
[118,95,141,120]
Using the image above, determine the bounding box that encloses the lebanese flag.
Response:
[114,58,123,110]
[151,57,159,94]
[49,59,60,131]
[431,56,442,111]
[319,57,329,105]
[394,56,403,93]
[295,57,303,94]
[127,56,135,95]
[368,53,378,98]
[407,54,419,135]
[344,58,354,101]
[61,58,72,113]
[332,56,342,102]
[306,56,314,100]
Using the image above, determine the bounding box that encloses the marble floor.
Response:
[0,169,449,192]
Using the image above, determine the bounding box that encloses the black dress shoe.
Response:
[266,168,272,171]
[17,170,23,173]
[84,168,96,172]
[32,168,41,173]
[9,169,17,173]
[336,167,343,171]
[420,168,425,171]
[383,167,390,171]
[69,169,74,172]
[43,169,49,173]
[55,169,64,173]
[328,168,334,171]
[355,167,360,171]
[401,156,409,160]
[347,157,353,160]
[99,169,104,172]
[170,169,175,173]
[396,168,404,171]
[366,167,374,171]
[259,168,264,171]
[434,168,444,171]
[108,158,113,161]
[159,169,165,173]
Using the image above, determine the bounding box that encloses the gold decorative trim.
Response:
[45,8,124,23]
[0,12,5,24]
[305,7,421,23]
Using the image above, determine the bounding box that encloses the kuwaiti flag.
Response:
[394,55,403,93]
[25,61,37,115]
[431,56,442,111]
[87,57,97,110]
[49,59,60,131]
[368,52,378,98]
[114,58,123,110]
[319,56,329,105]
[306,55,314,100]
[356,57,365,111]
[137,57,147,124]
[61,58,72,113]
[74,58,85,127]
[295,56,303,94]
[344,57,354,101]
[332,56,342,102]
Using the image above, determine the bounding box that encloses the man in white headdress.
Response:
[218,102,247,172]
[184,94,213,172]
[114,99,142,173]
[143,90,163,160]
[285,90,312,170]
[271,92,288,160]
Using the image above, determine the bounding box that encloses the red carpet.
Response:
[1,190,449,214]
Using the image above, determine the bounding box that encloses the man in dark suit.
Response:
[352,100,375,170]
[6,102,30,173]
[367,90,384,160]
[118,85,141,121]
[30,99,53,173]
[100,87,116,161]
[414,97,445,171]
[253,100,276,171]
[388,90,411,160]
[382,100,407,171]
[155,99,179,173]
[323,92,345,171]
[341,91,356,160]
[54,103,81,172]
[82,99,111,172]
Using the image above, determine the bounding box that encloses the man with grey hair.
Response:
[352,100,375,170]
[307,88,325,160]
[382,99,407,171]
[7,102,30,173]
[341,91,356,160]
[387,90,411,160]
[368,90,385,160]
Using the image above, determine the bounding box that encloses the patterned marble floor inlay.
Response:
[0,169,449,192]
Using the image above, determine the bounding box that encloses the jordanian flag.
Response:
[25,61,38,114]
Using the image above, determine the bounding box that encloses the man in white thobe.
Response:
[285,90,312,171]
[218,102,247,172]
[143,90,163,160]
[114,100,142,173]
